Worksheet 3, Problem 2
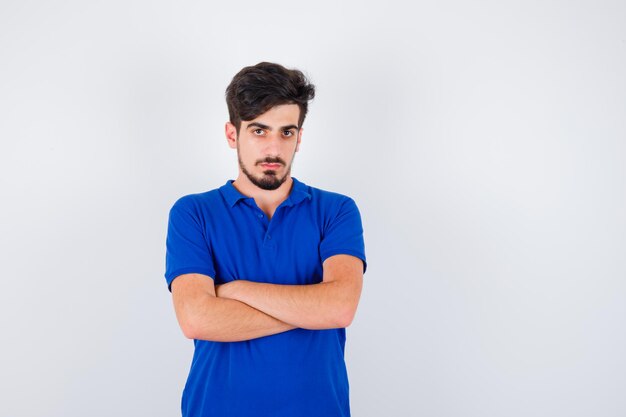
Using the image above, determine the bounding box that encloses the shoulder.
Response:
[297,178,358,208]
[294,179,362,228]
[168,187,224,218]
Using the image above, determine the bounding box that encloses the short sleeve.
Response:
[164,197,216,291]
[319,197,367,273]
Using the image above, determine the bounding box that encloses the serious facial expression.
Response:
[231,104,302,190]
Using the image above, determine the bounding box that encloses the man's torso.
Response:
[165,177,366,417]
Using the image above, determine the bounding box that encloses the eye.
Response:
[253,129,265,136]
[283,130,295,137]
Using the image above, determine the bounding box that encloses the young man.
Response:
[164,62,367,417]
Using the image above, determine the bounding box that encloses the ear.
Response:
[225,122,238,149]
[295,128,303,152]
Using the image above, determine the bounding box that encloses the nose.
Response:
[263,131,282,155]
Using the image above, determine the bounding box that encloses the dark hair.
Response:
[225,62,315,132]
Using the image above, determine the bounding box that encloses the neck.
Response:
[232,174,294,217]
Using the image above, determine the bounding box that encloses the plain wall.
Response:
[1,1,625,416]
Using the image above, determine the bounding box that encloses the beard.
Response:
[237,150,293,191]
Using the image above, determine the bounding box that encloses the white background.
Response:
[1,1,625,416]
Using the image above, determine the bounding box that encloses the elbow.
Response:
[306,310,354,330]
[180,321,219,341]
[174,294,219,340]
[179,319,201,340]
[177,308,213,340]
[334,308,357,328]
[335,317,352,328]
[179,315,232,342]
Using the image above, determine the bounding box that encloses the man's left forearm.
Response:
[217,279,361,330]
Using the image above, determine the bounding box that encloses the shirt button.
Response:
[267,235,272,239]
[258,214,263,218]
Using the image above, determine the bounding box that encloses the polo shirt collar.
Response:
[220,177,311,208]
[283,177,312,207]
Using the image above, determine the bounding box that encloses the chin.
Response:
[254,173,288,191]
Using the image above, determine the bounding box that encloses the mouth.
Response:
[260,163,282,169]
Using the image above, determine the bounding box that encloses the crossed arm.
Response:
[170,254,363,342]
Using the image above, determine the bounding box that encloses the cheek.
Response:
[238,142,255,157]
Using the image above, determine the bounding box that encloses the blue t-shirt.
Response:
[164,177,367,417]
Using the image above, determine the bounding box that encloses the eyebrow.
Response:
[246,122,299,131]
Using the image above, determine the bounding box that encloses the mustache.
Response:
[256,157,285,165]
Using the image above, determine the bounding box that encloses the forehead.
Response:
[244,104,301,128]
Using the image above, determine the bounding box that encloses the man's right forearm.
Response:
[182,294,296,342]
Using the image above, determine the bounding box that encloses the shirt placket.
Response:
[247,201,277,250]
